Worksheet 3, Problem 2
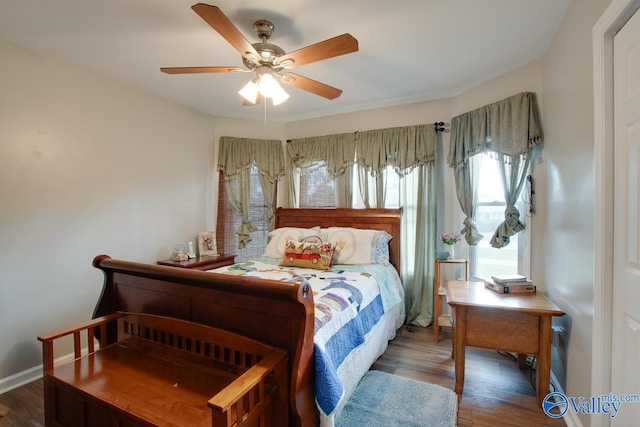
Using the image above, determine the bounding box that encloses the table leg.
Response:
[453,307,467,395]
[536,316,552,406]
[517,353,527,370]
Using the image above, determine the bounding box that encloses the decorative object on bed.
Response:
[197,231,219,256]
[322,227,379,265]
[279,239,336,270]
[335,370,458,427]
[263,226,321,258]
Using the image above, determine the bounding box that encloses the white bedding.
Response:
[207,257,405,426]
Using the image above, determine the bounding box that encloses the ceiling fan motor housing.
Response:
[254,20,275,41]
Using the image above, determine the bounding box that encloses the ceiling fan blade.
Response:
[161,66,243,74]
[281,73,343,100]
[191,4,259,60]
[278,34,358,68]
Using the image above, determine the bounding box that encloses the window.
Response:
[216,167,274,262]
[299,165,336,208]
[298,165,401,209]
[470,153,528,279]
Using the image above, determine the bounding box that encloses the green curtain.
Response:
[286,133,356,208]
[218,137,285,247]
[356,124,437,326]
[401,163,437,326]
[448,92,543,246]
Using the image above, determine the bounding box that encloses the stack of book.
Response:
[484,274,536,294]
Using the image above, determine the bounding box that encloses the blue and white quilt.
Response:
[209,257,403,418]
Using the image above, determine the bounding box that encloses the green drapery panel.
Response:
[357,124,436,177]
[447,92,543,246]
[218,137,285,247]
[354,123,437,327]
[286,133,356,208]
[400,164,437,327]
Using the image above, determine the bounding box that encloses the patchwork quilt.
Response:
[209,257,402,417]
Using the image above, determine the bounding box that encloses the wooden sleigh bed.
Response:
[39,208,404,427]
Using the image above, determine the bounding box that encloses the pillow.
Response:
[263,227,320,258]
[279,239,336,270]
[324,227,379,265]
[372,230,392,266]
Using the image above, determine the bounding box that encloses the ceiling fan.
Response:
[161,3,359,106]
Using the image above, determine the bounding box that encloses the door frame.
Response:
[593,1,640,426]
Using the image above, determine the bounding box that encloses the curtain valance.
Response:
[447,92,543,169]
[218,136,285,181]
[357,124,436,177]
[286,133,356,178]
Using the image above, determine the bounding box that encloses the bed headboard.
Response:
[274,208,402,275]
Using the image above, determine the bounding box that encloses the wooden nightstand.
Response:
[433,258,469,341]
[157,254,236,271]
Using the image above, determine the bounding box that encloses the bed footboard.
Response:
[91,255,316,427]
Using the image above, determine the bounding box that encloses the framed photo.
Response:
[197,231,219,256]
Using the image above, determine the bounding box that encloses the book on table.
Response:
[491,274,528,284]
[484,278,536,294]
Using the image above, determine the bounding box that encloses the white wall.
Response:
[538,1,612,425]
[0,39,222,387]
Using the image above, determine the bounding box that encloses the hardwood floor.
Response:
[0,325,565,426]
[371,325,566,427]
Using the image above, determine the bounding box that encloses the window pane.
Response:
[216,167,271,262]
[299,165,336,208]
[474,204,519,278]
[473,153,520,279]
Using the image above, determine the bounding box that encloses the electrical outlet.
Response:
[552,325,564,348]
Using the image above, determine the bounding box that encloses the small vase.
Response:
[448,244,455,260]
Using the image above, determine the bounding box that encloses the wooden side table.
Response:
[446,280,565,407]
[433,258,469,341]
[157,254,236,271]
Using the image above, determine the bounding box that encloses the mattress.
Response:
[208,257,405,425]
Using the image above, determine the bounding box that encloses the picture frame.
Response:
[197,231,219,256]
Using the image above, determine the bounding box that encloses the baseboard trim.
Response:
[550,370,583,427]
[0,366,42,395]
[0,351,82,395]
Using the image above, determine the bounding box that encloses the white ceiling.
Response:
[0,0,572,123]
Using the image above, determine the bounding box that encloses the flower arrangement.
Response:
[440,232,461,246]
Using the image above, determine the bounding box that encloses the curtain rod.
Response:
[286,122,450,143]
[434,122,450,133]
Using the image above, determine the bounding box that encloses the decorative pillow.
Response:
[279,239,336,270]
[324,227,378,265]
[372,230,392,266]
[263,227,320,258]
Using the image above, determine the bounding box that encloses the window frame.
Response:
[468,154,532,280]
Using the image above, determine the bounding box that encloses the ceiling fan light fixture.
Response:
[239,79,259,104]
[254,72,289,105]
[270,84,290,106]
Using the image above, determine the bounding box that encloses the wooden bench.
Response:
[38,312,288,427]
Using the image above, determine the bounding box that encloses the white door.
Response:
[612,7,640,426]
